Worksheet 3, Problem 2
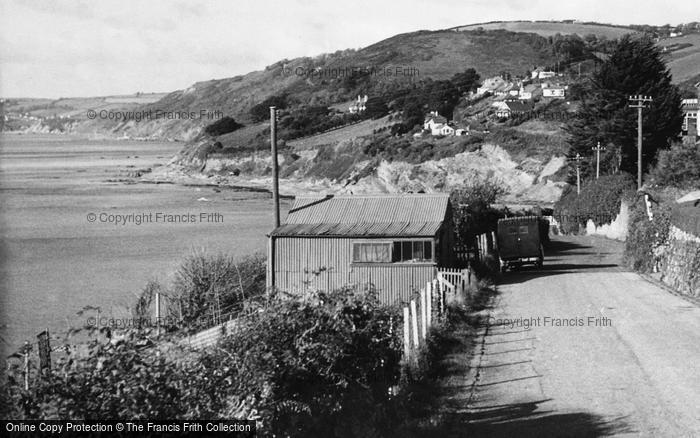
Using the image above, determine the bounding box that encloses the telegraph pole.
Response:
[592,142,606,179]
[628,95,653,190]
[270,107,280,228]
[572,153,585,194]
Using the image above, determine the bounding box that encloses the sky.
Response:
[0,0,697,98]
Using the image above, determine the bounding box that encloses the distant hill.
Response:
[7,21,698,140]
[452,21,636,38]
[55,28,561,140]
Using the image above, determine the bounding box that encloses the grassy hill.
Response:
[659,33,700,83]
[453,21,635,38]
[49,28,559,140]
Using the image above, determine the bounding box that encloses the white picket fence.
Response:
[401,268,472,364]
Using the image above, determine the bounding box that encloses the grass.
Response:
[660,33,700,83]
[287,116,393,150]
[453,21,635,38]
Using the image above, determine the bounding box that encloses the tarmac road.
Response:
[465,234,700,437]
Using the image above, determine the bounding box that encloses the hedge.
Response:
[554,173,635,234]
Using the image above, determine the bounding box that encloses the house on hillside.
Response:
[438,125,455,136]
[424,111,448,133]
[518,85,533,100]
[493,100,533,118]
[538,71,556,79]
[542,84,566,98]
[476,76,507,96]
[681,84,700,140]
[267,194,456,303]
[423,111,457,136]
[349,95,368,114]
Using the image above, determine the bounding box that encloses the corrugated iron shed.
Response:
[271,194,450,237]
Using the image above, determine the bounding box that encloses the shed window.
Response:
[391,240,433,262]
[353,242,391,263]
[518,225,529,234]
[353,240,434,263]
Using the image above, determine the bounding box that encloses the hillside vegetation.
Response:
[453,20,635,38]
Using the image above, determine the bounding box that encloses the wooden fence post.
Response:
[410,300,419,350]
[426,283,432,329]
[403,306,410,362]
[420,290,427,340]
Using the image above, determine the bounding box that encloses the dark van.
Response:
[497,216,544,272]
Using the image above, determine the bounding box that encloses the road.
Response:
[464,234,700,437]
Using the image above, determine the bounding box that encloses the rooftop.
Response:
[271,193,451,237]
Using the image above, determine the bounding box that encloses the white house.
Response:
[439,125,455,136]
[543,87,566,98]
[492,101,511,118]
[349,95,368,114]
[538,71,556,79]
[424,111,449,135]
[476,76,507,96]
[455,128,469,136]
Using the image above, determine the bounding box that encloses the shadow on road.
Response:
[413,400,632,437]
[497,237,621,286]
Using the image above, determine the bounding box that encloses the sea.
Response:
[0,133,289,356]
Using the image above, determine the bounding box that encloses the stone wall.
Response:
[657,225,700,298]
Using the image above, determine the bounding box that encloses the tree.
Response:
[250,94,288,123]
[203,116,243,137]
[450,68,481,94]
[565,35,683,181]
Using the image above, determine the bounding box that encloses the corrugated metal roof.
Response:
[271,194,450,237]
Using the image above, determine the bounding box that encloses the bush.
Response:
[2,288,403,436]
[623,194,673,272]
[649,141,700,189]
[554,173,635,234]
[210,288,402,436]
[203,116,243,137]
[2,330,258,421]
[167,252,266,330]
[450,179,506,248]
[250,94,288,123]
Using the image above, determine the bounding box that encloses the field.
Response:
[453,21,635,38]
[287,116,393,150]
[659,34,700,83]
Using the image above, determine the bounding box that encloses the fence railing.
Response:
[402,267,472,365]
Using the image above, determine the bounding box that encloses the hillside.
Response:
[659,33,700,83]
[4,28,561,141]
[453,21,635,38]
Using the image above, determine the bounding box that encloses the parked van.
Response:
[497,216,544,272]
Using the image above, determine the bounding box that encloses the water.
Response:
[0,133,289,355]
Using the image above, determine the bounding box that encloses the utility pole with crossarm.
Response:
[628,95,653,190]
[572,153,585,194]
[592,141,606,179]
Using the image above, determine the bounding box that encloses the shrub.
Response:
[2,288,403,436]
[250,94,289,123]
[203,116,243,137]
[554,173,635,234]
[649,141,700,189]
[450,179,506,248]
[192,287,403,436]
[623,194,673,272]
[169,252,267,330]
